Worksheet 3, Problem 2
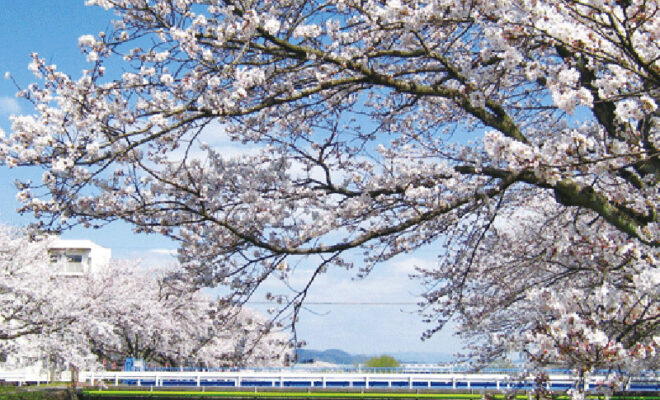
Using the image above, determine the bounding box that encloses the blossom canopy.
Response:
[1,0,658,375]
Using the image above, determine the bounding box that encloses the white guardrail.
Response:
[3,369,659,391]
[75,370,616,391]
[0,370,50,386]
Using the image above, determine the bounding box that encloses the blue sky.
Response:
[0,2,462,357]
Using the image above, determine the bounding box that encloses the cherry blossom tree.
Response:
[81,262,291,367]
[0,225,290,371]
[0,0,657,386]
[0,225,87,342]
[0,226,104,371]
[416,192,658,393]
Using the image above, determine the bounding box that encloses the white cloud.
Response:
[111,248,179,269]
[251,253,438,308]
[164,120,263,163]
[148,248,178,256]
[0,96,21,115]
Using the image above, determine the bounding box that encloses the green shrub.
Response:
[364,355,400,368]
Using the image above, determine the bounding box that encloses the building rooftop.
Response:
[48,238,107,250]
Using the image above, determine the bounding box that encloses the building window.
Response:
[67,254,83,263]
[64,253,85,274]
[50,250,87,274]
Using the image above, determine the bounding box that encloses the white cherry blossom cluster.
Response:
[418,195,658,390]
[0,224,291,369]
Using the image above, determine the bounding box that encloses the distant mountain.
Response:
[295,349,455,365]
[295,349,368,365]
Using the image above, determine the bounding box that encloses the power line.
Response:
[246,301,419,306]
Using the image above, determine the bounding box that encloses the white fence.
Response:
[3,369,659,392]
[0,370,50,386]
[78,370,592,391]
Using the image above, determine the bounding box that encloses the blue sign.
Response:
[124,358,135,371]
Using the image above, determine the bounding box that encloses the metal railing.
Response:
[76,370,660,392]
[0,370,50,386]
[3,367,658,392]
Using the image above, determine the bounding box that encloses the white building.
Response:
[48,238,111,275]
